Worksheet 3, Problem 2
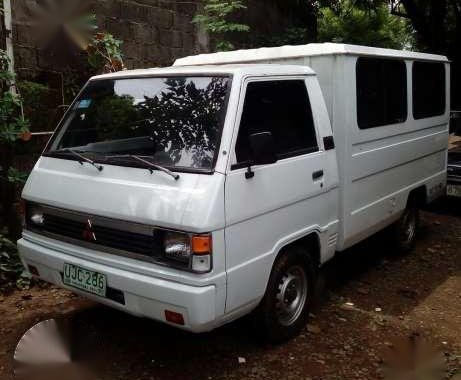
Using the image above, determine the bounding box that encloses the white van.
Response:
[18,44,449,342]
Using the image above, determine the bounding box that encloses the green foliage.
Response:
[267,27,310,46]
[136,77,229,166]
[193,0,250,51]
[5,167,29,184]
[87,32,125,73]
[62,70,83,106]
[0,233,31,291]
[17,80,49,105]
[0,52,29,146]
[68,13,125,74]
[17,80,50,130]
[318,0,415,50]
[0,49,14,84]
[0,49,30,249]
[88,95,139,140]
[0,91,29,145]
[73,13,98,35]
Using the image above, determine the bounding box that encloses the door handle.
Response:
[312,170,324,180]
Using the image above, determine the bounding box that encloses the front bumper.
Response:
[18,236,219,333]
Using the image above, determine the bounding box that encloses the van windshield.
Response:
[46,76,231,172]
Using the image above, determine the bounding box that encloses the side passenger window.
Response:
[356,58,407,129]
[235,80,318,164]
[413,61,446,119]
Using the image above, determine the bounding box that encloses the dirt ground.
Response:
[1,197,460,380]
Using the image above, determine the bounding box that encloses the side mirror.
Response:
[249,131,277,166]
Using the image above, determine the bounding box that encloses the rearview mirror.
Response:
[249,131,277,166]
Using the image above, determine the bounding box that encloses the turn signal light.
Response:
[192,235,212,255]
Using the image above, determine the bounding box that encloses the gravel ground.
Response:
[1,197,460,380]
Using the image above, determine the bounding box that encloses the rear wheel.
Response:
[390,205,419,254]
[253,246,316,343]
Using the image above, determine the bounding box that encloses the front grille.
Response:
[25,202,165,260]
[25,203,192,270]
[42,213,157,256]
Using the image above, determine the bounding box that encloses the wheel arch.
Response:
[274,231,321,270]
[407,186,427,208]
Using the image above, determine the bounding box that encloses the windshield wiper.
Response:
[61,149,104,172]
[107,155,180,181]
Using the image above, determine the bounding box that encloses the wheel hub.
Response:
[275,265,308,326]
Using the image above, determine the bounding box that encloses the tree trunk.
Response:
[400,0,447,53]
[429,0,447,53]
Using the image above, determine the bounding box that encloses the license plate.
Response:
[447,184,461,197]
[63,263,107,297]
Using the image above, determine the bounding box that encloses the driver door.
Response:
[224,76,336,313]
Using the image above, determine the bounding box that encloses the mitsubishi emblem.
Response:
[82,219,97,242]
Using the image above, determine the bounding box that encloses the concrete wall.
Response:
[9,0,207,79]
[7,0,311,80]
[1,0,309,122]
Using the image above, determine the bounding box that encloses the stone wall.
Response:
[0,0,211,136]
[1,0,308,126]
[7,0,311,82]
[9,0,207,79]
[95,0,208,69]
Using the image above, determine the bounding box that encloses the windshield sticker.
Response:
[77,99,92,109]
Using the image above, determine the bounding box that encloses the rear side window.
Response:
[356,58,407,129]
[235,80,318,164]
[413,61,446,119]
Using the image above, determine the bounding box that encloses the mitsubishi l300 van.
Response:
[19,44,449,342]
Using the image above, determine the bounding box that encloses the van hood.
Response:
[22,157,225,232]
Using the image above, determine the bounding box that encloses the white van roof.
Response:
[90,64,315,81]
[174,43,449,67]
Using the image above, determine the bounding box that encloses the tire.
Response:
[253,246,316,343]
[389,205,420,254]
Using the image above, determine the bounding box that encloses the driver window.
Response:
[234,79,318,165]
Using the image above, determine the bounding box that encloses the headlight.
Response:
[26,202,45,227]
[161,230,212,273]
[164,231,191,263]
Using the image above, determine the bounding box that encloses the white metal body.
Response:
[19,44,449,332]
[175,43,450,250]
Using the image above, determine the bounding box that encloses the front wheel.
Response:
[253,246,316,343]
